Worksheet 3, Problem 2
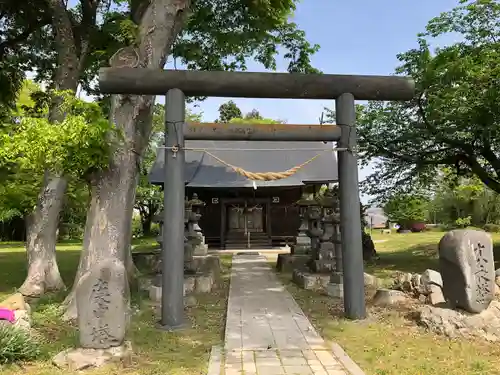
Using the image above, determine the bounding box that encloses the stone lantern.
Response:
[323,189,344,298]
[184,197,195,273]
[293,194,315,255]
[313,190,336,273]
[305,200,323,267]
[188,193,208,256]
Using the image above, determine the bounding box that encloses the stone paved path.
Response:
[219,254,364,375]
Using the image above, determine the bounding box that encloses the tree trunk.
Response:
[18,0,84,296]
[19,172,67,296]
[61,0,191,320]
[62,143,140,320]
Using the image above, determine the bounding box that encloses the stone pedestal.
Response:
[326,272,344,299]
[276,253,309,273]
[292,269,330,290]
[147,255,222,302]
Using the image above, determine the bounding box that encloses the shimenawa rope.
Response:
[166,146,337,181]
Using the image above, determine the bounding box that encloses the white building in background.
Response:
[364,207,389,229]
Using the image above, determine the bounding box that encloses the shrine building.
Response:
[148,140,338,249]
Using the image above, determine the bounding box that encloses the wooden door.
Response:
[227,205,264,232]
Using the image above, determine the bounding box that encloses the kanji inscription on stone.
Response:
[438,229,494,313]
[76,259,130,349]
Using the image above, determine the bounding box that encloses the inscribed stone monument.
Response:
[76,259,130,349]
[438,229,495,313]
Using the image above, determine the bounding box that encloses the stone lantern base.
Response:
[326,272,344,299]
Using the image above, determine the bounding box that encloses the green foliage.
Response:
[1,90,112,179]
[133,104,203,237]
[0,86,111,226]
[80,1,321,97]
[383,194,429,227]
[218,102,285,124]
[0,324,41,364]
[217,101,242,122]
[0,171,41,222]
[0,2,51,118]
[455,216,472,228]
[355,0,500,199]
[58,181,90,240]
[428,169,500,228]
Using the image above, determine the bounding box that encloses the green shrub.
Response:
[150,222,160,237]
[455,216,472,228]
[0,324,41,364]
[132,216,143,238]
[484,224,500,233]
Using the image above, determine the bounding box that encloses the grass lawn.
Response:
[0,238,231,375]
[273,231,500,375]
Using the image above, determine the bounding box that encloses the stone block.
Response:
[184,276,196,293]
[311,260,336,274]
[76,259,129,349]
[276,254,308,273]
[0,292,28,311]
[193,256,222,283]
[52,341,132,371]
[195,274,214,293]
[149,285,162,302]
[131,251,161,274]
[421,269,443,290]
[326,283,343,299]
[292,269,330,290]
[417,301,500,341]
[363,273,379,288]
[438,229,495,313]
[372,289,408,306]
[426,285,446,306]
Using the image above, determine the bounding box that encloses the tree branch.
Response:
[48,0,80,92]
[0,27,37,59]
[460,154,500,193]
[77,0,99,72]
[481,139,500,177]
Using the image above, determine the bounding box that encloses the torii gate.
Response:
[99,65,415,330]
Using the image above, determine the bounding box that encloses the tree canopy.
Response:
[356,0,500,200]
[383,193,429,228]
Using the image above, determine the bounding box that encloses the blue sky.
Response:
[70,0,462,202]
[170,0,461,123]
[158,0,462,201]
